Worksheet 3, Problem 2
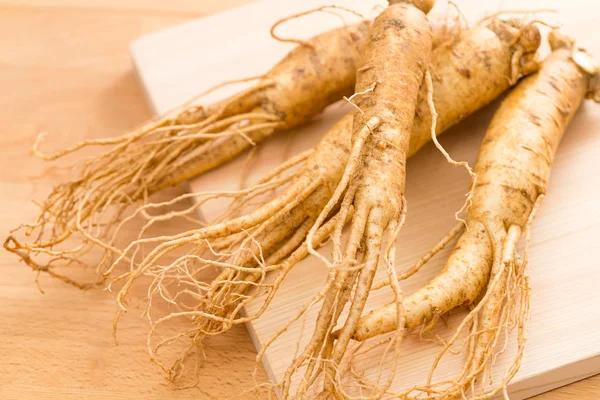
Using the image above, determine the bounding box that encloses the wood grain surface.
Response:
[0,1,598,399]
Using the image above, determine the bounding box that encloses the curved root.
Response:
[7,80,284,286]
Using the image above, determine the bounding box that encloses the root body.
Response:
[275,14,545,397]
[286,2,435,396]
[7,10,483,286]
[350,32,599,398]
[6,21,370,282]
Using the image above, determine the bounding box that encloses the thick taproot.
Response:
[350,3,432,223]
[353,43,592,342]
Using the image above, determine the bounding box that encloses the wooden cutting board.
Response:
[130,0,600,397]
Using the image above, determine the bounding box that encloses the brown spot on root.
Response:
[481,136,495,146]
[547,79,560,92]
[500,184,535,205]
[387,19,406,30]
[556,104,571,117]
[528,112,542,127]
[539,132,554,151]
[479,50,493,71]
[459,68,471,78]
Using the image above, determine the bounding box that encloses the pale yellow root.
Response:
[6,5,480,289]
[348,34,599,398]
[143,210,347,381]
[109,115,357,379]
[283,1,436,397]
[110,112,353,310]
[247,15,543,398]
[5,16,370,287]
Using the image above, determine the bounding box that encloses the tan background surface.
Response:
[0,1,598,399]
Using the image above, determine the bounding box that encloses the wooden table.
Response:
[0,1,598,399]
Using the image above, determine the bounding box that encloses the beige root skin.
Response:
[111,114,351,289]
[120,15,543,390]
[5,20,370,284]
[326,2,434,394]
[7,11,467,287]
[118,17,543,388]
[351,35,599,399]
[109,11,477,311]
[287,2,435,397]
[137,15,464,194]
[117,104,413,379]
[110,117,353,379]
[273,16,542,398]
[104,15,487,381]
[353,220,491,341]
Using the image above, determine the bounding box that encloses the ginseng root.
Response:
[301,1,435,395]
[350,30,600,399]
[5,9,464,288]
[114,113,413,380]
[275,14,542,398]
[4,17,370,285]
[109,117,352,380]
[108,16,539,384]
